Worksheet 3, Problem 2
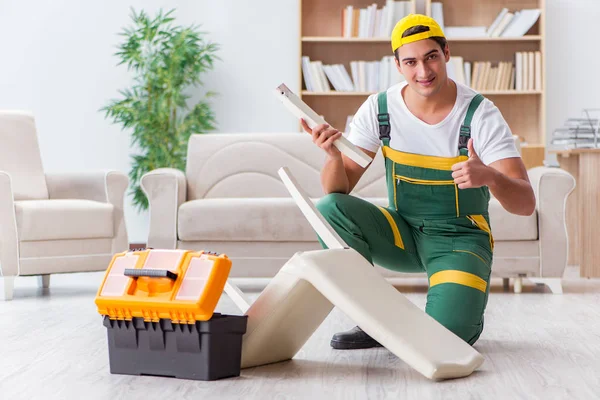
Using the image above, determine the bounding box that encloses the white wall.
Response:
[0,0,300,243]
[546,0,600,158]
[1,0,598,243]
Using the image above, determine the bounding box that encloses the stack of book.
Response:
[341,1,412,38]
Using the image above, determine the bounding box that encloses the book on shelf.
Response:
[302,56,405,93]
[430,2,444,32]
[447,52,542,92]
[303,51,542,94]
[429,4,540,38]
[494,9,541,37]
[448,57,514,91]
[514,51,542,91]
[341,0,412,38]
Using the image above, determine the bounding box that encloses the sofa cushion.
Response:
[15,199,114,241]
[178,197,389,242]
[488,198,538,241]
[178,197,536,242]
[178,198,318,242]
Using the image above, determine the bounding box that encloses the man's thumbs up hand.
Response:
[451,138,493,189]
[468,137,479,160]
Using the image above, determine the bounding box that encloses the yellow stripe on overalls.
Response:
[377,206,404,249]
[382,147,468,171]
[429,270,487,293]
[468,215,494,250]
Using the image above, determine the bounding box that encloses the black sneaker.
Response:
[330,326,383,349]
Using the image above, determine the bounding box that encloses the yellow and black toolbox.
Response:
[94,248,247,381]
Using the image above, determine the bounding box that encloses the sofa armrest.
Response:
[528,166,576,277]
[0,171,20,277]
[141,168,187,249]
[45,171,129,253]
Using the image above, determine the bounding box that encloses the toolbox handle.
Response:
[124,269,178,280]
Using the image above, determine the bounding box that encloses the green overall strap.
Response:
[377,91,395,208]
[377,91,390,147]
[459,94,485,156]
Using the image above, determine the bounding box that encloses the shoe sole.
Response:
[330,339,383,350]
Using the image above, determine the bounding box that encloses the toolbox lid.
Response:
[95,249,231,323]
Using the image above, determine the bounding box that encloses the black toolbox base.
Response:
[103,313,248,381]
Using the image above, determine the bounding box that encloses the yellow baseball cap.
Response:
[391,14,445,52]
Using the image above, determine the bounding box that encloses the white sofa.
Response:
[0,111,129,300]
[142,132,575,293]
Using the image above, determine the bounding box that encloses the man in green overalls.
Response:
[301,14,536,349]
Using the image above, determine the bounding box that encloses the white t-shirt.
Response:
[347,81,520,166]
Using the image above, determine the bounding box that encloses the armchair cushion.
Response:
[15,199,114,241]
[488,198,538,241]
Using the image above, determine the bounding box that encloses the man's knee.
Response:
[426,287,486,345]
[316,193,348,219]
[436,318,483,345]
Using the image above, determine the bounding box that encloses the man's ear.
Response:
[444,45,451,62]
[394,55,404,75]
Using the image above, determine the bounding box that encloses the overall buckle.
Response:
[379,124,391,140]
[378,113,391,140]
[458,125,470,149]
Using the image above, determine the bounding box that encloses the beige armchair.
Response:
[141,133,575,294]
[0,111,129,300]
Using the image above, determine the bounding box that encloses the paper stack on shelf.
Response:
[551,110,600,149]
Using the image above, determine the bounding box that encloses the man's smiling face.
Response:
[395,38,450,98]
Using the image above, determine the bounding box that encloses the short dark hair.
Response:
[394,25,448,61]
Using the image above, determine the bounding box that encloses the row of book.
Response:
[341,1,412,38]
[419,3,540,39]
[303,51,542,93]
[302,56,405,93]
[448,51,542,92]
[338,2,541,39]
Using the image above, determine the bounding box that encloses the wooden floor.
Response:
[1,267,600,400]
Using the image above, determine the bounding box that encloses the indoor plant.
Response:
[102,8,219,210]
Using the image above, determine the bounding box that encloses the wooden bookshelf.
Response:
[299,0,547,168]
